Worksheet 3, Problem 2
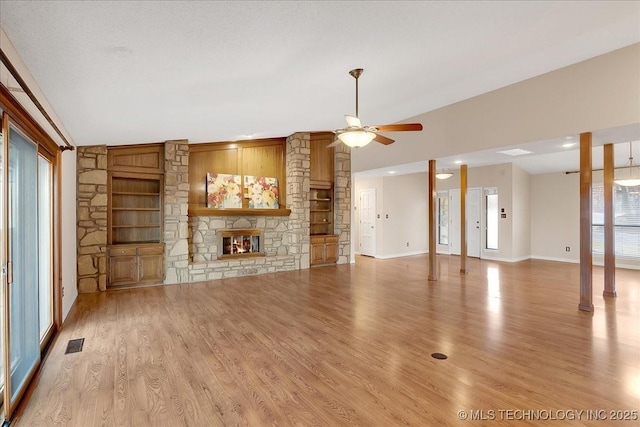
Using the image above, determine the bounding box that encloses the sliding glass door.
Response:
[5,124,40,412]
[0,94,60,422]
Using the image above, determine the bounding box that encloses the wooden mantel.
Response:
[188,206,291,217]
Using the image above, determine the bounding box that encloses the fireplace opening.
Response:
[218,229,264,259]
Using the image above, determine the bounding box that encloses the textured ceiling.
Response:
[0,1,639,173]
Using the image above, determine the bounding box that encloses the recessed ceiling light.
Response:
[562,142,576,148]
[240,133,256,139]
[497,148,533,156]
[564,136,574,140]
[454,160,462,164]
[388,171,396,174]
[108,46,133,58]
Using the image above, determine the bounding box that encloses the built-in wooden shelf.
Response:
[189,207,292,217]
[111,191,159,196]
[112,224,160,229]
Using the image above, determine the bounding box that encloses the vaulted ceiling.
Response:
[1,1,639,174]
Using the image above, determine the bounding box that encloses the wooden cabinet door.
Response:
[310,134,334,187]
[138,254,164,284]
[324,236,338,263]
[310,239,326,265]
[109,254,137,287]
[108,144,164,174]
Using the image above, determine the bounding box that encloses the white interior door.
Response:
[359,188,376,256]
[467,188,482,258]
[449,189,460,255]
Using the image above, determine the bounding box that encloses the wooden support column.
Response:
[579,132,594,312]
[603,143,617,297]
[428,159,437,281]
[460,164,468,274]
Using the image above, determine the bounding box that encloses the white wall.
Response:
[352,44,640,173]
[354,173,429,259]
[61,150,78,320]
[512,164,531,261]
[530,172,580,262]
[380,173,428,258]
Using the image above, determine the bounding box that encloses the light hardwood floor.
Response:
[14,255,640,426]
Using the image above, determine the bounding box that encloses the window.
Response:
[437,192,448,245]
[592,183,640,258]
[485,189,499,250]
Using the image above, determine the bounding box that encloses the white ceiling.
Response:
[1,1,639,175]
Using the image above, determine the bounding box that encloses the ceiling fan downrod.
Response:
[349,68,363,119]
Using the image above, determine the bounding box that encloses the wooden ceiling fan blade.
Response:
[345,115,361,128]
[370,123,423,133]
[374,133,395,145]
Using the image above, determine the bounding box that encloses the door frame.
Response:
[466,187,482,258]
[0,101,62,420]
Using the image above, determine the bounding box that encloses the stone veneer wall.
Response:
[184,133,310,281]
[76,145,108,293]
[285,132,311,270]
[164,140,190,284]
[334,143,351,264]
[78,132,349,290]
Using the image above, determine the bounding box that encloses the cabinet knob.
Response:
[121,250,125,254]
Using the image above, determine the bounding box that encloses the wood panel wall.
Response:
[189,138,287,208]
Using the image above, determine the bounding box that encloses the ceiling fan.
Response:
[326,68,423,148]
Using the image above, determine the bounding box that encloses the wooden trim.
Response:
[603,143,616,297]
[54,149,63,330]
[579,132,593,312]
[0,48,72,151]
[189,138,286,152]
[460,164,468,274]
[0,83,61,155]
[2,112,11,414]
[428,160,437,281]
[189,207,291,217]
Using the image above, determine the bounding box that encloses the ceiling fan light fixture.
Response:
[614,141,640,187]
[337,130,376,148]
[435,172,454,180]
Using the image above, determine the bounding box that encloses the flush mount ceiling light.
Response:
[614,141,640,187]
[435,171,454,180]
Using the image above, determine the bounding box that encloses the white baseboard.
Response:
[375,250,428,260]
[479,255,531,263]
[530,255,579,264]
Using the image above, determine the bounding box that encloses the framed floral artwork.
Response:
[206,173,242,208]
[244,176,279,209]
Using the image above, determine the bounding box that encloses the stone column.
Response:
[76,146,108,292]
[286,133,310,269]
[164,139,190,284]
[334,143,351,264]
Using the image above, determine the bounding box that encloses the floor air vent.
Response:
[65,338,84,354]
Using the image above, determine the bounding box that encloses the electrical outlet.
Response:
[565,246,570,252]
